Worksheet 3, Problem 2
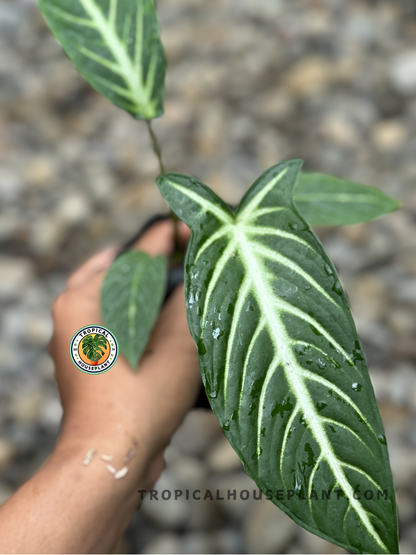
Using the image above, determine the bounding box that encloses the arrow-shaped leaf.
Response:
[39,0,166,120]
[101,250,167,370]
[157,162,398,554]
[295,173,401,226]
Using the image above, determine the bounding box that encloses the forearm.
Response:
[0,422,159,554]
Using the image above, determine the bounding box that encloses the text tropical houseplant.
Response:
[38,0,401,553]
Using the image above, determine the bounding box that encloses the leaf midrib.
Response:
[49,0,157,114]
[78,0,149,106]
[233,226,388,553]
[295,193,384,204]
[128,264,145,343]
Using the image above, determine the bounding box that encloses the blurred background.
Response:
[1,0,416,552]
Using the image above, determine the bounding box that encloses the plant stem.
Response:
[145,119,183,266]
[146,119,165,174]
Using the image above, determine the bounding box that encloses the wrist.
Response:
[25,429,158,553]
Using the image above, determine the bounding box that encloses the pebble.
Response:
[140,469,190,529]
[141,533,184,554]
[0,257,35,302]
[23,156,56,189]
[298,529,343,554]
[55,192,91,225]
[389,50,416,95]
[29,216,66,256]
[171,410,223,457]
[283,56,335,97]
[10,390,44,424]
[212,472,258,522]
[0,483,15,505]
[386,364,416,407]
[0,211,25,242]
[243,498,298,553]
[388,307,416,337]
[0,339,17,372]
[319,115,360,147]
[396,490,416,526]
[39,398,63,431]
[347,273,388,322]
[21,312,53,346]
[212,528,243,554]
[0,438,16,471]
[114,466,129,480]
[182,532,217,554]
[206,436,242,473]
[34,353,55,381]
[170,455,207,490]
[371,120,407,151]
[388,443,416,488]
[0,168,24,203]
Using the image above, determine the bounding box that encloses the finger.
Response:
[138,285,201,441]
[145,284,195,354]
[130,219,174,256]
[177,221,191,248]
[67,219,190,296]
[131,219,191,255]
[67,220,175,291]
[67,246,119,290]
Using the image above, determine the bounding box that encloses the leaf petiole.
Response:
[145,119,184,266]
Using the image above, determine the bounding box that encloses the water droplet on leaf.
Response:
[324,263,333,276]
[212,328,223,340]
[332,281,343,296]
[378,433,387,445]
[197,339,207,355]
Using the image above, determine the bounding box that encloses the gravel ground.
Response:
[1,0,416,553]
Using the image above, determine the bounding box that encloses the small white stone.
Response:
[10,390,43,423]
[55,192,91,225]
[39,399,63,431]
[0,168,24,202]
[206,436,242,473]
[123,448,136,463]
[243,497,298,553]
[0,438,16,471]
[389,50,416,95]
[83,449,95,466]
[29,217,66,256]
[0,257,34,302]
[106,464,117,475]
[114,466,128,480]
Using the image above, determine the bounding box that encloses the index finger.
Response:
[67,219,189,291]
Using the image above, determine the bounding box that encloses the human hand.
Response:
[49,219,201,489]
[0,220,202,554]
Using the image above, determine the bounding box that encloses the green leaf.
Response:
[294,173,401,226]
[82,333,108,361]
[157,162,398,554]
[101,250,167,370]
[39,0,166,120]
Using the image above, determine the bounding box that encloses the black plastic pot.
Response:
[119,214,211,410]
